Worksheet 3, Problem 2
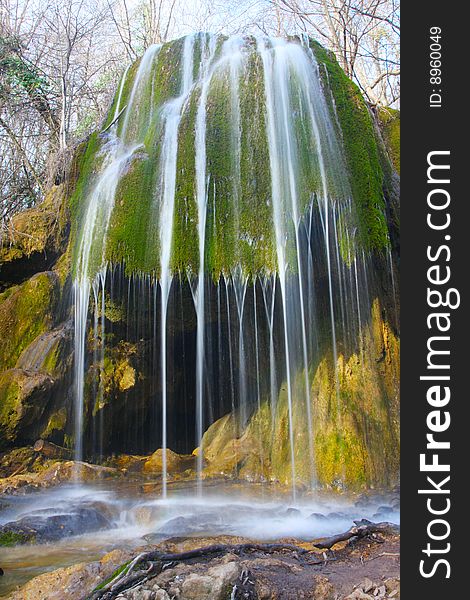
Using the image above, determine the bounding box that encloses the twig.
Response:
[101,105,127,134]
[366,552,400,562]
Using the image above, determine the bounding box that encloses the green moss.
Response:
[0,285,20,304]
[70,131,104,277]
[172,88,200,275]
[0,185,69,264]
[53,242,72,286]
[205,69,238,277]
[311,41,389,253]
[201,297,399,489]
[238,51,276,277]
[95,294,125,323]
[69,35,392,280]
[377,107,400,175]
[0,369,53,447]
[0,272,58,370]
[41,338,61,374]
[0,374,21,443]
[92,561,131,591]
[0,531,33,547]
[63,433,74,450]
[105,152,160,275]
[41,407,67,438]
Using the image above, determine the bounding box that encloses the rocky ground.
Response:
[0,448,400,600]
[3,530,400,600]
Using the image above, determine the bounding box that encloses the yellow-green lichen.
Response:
[0,272,58,370]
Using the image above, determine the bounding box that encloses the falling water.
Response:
[157,34,196,497]
[71,33,391,497]
[194,34,217,494]
[73,45,160,463]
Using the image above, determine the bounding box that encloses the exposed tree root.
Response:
[89,521,399,600]
[312,520,400,550]
[88,542,318,600]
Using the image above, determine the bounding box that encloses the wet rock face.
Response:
[5,547,135,600]
[0,185,69,290]
[0,460,122,495]
[200,298,400,490]
[143,448,195,475]
[0,506,112,545]
[0,369,55,448]
[0,270,74,450]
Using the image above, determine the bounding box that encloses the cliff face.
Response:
[0,34,399,489]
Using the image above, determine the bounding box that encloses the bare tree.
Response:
[263,0,400,105]
[1,0,399,232]
[1,0,131,229]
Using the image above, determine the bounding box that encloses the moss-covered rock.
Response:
[0,185,69,266]
[0,369,54,448]
[201,298,399,490]
[0,460,122,495]
[99,342,138,397]
[0,271,60,370]
[143,448,194,474]
[377,108,400,175]
[0,530,34,546]
[69,35,393,279]
[41,407,68,439]
[311,41,389,253]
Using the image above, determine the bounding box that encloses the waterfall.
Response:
[73,45,160,463]
[71,33,391,495]
[157,34,196,497]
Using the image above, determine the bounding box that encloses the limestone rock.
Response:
[5,548,134,600]
[0,272,60,371]
[0,460,121,495]
[312,575,335,600]
[180,560,240,599]
[143,448,194,474]
[0,368,54,447]
[0,506,112,545]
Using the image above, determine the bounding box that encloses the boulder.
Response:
[143,448,194,475]
[0,460,121,495]
[0,368,54,447]
[0,506,112,545]
[0,185,69,288]
[180,560,240,600]
[0,272,60,371]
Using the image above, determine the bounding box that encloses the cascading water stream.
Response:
[69,33,392,499]
[73,45,160,465]
[157,34,196,498]
[194,34,218,494]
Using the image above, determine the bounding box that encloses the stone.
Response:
[180,560,240,600]
[359,578,375,593]
[0,460,121,495]
[344,591,375,600]
[0,506,112,544]
[143,448,194,474]
[0,368,54,447]
[384,577,400,594]
[284,507,301,517]
[308,512,328,521]
[313,575,335,600]
[6,548,134,600]
[107,454,148,473]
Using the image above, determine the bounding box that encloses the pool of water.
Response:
[0,480,399,597]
